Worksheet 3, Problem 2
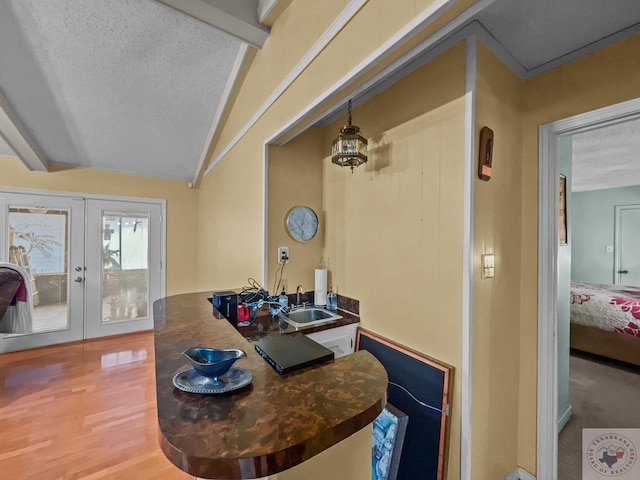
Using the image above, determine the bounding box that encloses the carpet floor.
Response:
[558,349,640,479]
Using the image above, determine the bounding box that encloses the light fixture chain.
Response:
[348,99,352,126]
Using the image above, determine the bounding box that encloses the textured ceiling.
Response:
[572,118,640,192]
[477,0,640,73]
[1,0,640,185]
[0,0,243,181]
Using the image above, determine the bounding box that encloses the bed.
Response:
[570,281,640,366]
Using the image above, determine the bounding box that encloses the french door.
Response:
[85,199,162,338]
[0,193,85,351]
[0,191,164,353]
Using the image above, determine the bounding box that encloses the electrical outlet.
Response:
[277,246,289,264]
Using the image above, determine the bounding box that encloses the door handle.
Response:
[74,276,84,283]
[618,270,629,274]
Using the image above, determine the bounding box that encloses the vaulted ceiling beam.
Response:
[156,0,270,48]
[0,90,49,171]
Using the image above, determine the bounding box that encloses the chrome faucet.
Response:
[296,285,304,307]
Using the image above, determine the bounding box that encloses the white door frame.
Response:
[85,198,163,339]
[0,192,86,351]
[0,187,166,349]
[538,97,640,479]
[614,204,640,285]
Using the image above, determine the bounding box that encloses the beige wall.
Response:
[267,128,325,294]
[197,0,474,477]
[276,425,373,480]
[196,0,477,290]
[517,32,640,473]
[473,43,524,479]
[321,42,466,480]
[0,156,199,296]
[194,1,640,478]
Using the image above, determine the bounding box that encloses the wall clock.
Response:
[285,206,318,242]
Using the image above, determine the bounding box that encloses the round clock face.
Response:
[285,206,318,242]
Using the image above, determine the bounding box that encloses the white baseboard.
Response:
[557,404,572,432]
[504,467,537,480]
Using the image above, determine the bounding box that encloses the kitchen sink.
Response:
[282,307,342,329]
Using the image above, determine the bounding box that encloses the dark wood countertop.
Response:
[153,292,388,479]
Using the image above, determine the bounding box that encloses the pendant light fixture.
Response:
[331,99,368,172]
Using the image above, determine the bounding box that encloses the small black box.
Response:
[212,290,238,322]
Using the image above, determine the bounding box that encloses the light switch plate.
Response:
[481,254,495,279]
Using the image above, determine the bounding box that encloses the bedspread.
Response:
[570,281,640,337]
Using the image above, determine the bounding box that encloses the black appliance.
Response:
[212,290,238,323]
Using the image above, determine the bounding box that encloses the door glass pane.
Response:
[102,213,149,323]
[8,207,70,332]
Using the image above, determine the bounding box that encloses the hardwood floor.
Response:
[0,332,192,479]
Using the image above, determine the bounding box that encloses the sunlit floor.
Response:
[0,332,192,479]
[31,292,148,332]
[32,303,67,331]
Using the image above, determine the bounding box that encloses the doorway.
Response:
[537,97,640,479]
[614,205,640,285]
[0,190,164,353]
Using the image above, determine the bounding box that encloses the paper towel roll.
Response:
[314,268,327,306]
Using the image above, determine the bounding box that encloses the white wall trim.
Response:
[472,22,528,79]
[557,404,572,432]
[270,3,500,146]
[504,469,520,480]
[156,0,270,48]
[160,198,167,298]
[0,90,49,172]
[518,468,537,480]
[538,119,561,480]
[612,204,640,285]
[504,467,537,480]
[470,16,640,81]
[0,185,166,205]
[276,21,475,146]
[258,0,279,23]
[262,142,270,288]
[527,22,640,79]
[203,0,370,177]
[538,96,640,480]
[206,0,480,174]
[192,44,249,186]
[460,34,477,480]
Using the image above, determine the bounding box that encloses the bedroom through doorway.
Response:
[537,97,640,480]
[557,116,640,477]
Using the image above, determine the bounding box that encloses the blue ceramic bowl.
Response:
[181,347,247,379]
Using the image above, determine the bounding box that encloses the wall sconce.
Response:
[331,99,368,172]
